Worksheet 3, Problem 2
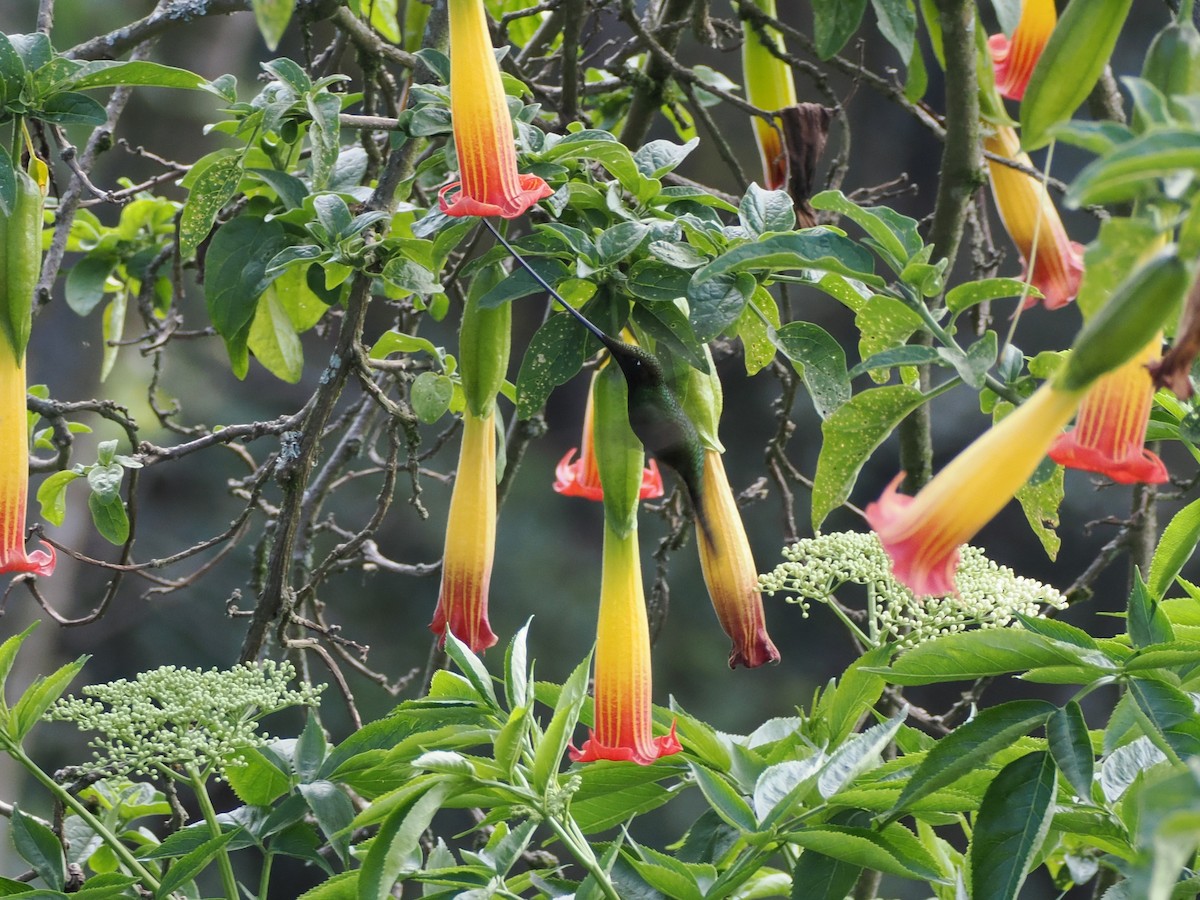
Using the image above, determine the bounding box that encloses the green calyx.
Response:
[1056,247,1190,392]
[0,167,44,362]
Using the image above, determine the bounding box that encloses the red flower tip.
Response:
[728,631,781,669]
[552,448,663,501]
[1,542,56,578]
[438,173,553,220]
[1025,240,1084,311]
[865,473,961,598]
[1048,436,1168,485]
[568,721,681,766]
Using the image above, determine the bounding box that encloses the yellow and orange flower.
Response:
[866,385,1083,596]
[985,125,1084,310]
[429,408,498,652]
[554,372,663,501]
[989,0,1057,101]
[569,519,681,765]
[741,0,797,190]
[696,449,779,668]
[439,0,553,218]
[1049,336,1168,484]
[0,346,54,578]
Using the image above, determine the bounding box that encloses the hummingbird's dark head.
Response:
[606,339,663,385]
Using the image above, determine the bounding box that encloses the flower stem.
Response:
[545,815,620,900]
[188,765,240,900]
[5,743,162,891]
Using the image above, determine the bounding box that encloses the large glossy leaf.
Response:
[811,0,870,57]
[887,700,1056,818]
[359,780,452,900]
[179,154,244,257]
[1048,701,1095,802]
[692,230,880,287]
[772,321,851,419]
[1128,678,1200,761]
[968,752,1056,900]
[1066,129,1200,208]
[1149,496,1200,601]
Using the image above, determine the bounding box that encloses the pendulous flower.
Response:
[0,162,52,578]
[740,0,797,191]
[0,346,54,578]
[429,408,498,652]
[554,372,663,501]
[1049,336,1168,484]
[989,0,1057,101]
[866,385,1083,597]
[570,366,680,765]
[568,519,681,765]
[696,449,779,668]
[439,0,553,218]
[984,125,1084,310]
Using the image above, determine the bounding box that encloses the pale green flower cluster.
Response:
[758,531,1067,648]
[49,660,322,778]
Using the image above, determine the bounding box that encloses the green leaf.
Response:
[359,780,452,900]
[849,345,945,378]
[88,491,129,545]
[306,91,342,191]
[596,222,649,266]
[816,706,907,800]
[442,630,499,709]
[946,277,1042,315]
[1066,128,1200,208]
[626,259,691,303]
[1048,701,1094,802]
[1149,496,1200,601]
[686,272,754,343]
[874,628,1106,685]
[789,846,861,900]
[298,781,355,864]
[693,230,881,287]
[68,60,206,91]
[737,285,780,376]
[476,260,566,309]
[1020,0,1134,150]
[633,137,699,178]
[811,0,870,57]
[98,291,125,383]
[515,313,593,419]
[35,91,107,125]
[179,155,244,258]
[252,0,297,50]
[531,654,591,792]
[0,145,14,217]
[294,713,328,783]
[811,384,924,528]
[942,330,997,390]
[0,34,26,111]
[888,700,1056,818]
[739,184,796,237]
[205,216,290,373]
[410,372,453,423]
[969,752,1056,900]
[1014,460,1063,560]
[11,807,64,892]
[11,656,86,742]
[36,470,79,527]
[854,296,925,381]
[785,824,947,882]
[154,828,240,898]
[772,321,851,419]
[572,761,678,833]
[64,255,114,316]
[631,301,709,372]
[826,645,891,745]
[810,190,921,271]
[689,763,757,833]
[248,285,304,382]
[1129,569,1174,649]
[1128,678,1200,761]
[872,0,917,63]
[225,746,291,805]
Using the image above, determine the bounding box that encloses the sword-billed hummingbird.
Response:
[482,221,712,542]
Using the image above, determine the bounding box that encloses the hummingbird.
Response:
[481,219,713,542]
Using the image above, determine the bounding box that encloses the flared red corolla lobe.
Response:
[696,450,780,668]
[741,0,797,190]
[1050,336,1168,484]
[984,125,1084,310]
[989,0,1057,101]
[439,0,553,218]
[569,522,681,765]
[866,386,1083,597]
[0,343,53,577]
[554,373,664,501]
[429,408,498,652]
